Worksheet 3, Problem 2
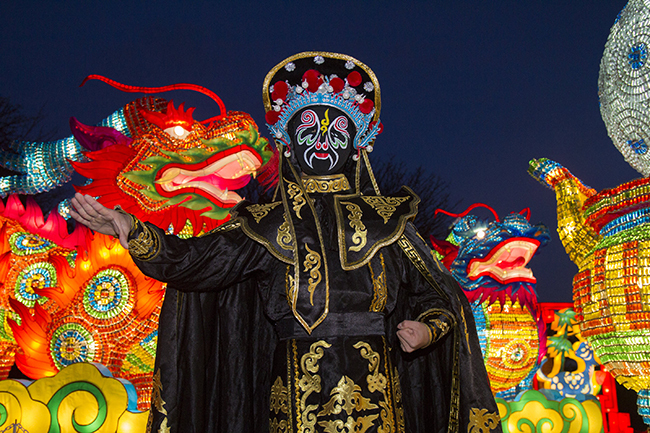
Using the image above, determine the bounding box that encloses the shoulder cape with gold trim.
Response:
[234,186,419,269]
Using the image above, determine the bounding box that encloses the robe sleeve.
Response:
[391,223,502,433]
[396,224,459,337]
[125,216,269,292]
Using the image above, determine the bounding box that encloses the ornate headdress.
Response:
[262,52,382,155]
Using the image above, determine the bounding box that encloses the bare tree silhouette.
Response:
[0,96,63,214]
[0,96,54,149]
[373,156,459,239]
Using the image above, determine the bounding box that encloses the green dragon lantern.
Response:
[529,0,650,424]
[0,75,277,420]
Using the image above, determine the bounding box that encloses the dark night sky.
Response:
[0,1,638,302]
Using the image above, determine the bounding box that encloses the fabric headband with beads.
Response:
[264,53,383,152]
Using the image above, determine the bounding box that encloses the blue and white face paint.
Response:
[288,105,356,175]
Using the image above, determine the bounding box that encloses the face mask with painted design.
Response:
[287,105,356,175]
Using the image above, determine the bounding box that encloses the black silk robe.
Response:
[129,188,501,433]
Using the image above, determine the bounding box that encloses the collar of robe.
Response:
[233,153,419,333]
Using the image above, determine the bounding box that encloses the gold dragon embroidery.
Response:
[368,254,387,313]
[278,213,293,250]
[287,182,306,219]
[303,174,350,193]
[468,408,501,433]
[354,341,396,432]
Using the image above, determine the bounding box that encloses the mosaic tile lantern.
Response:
[528,1,650,424]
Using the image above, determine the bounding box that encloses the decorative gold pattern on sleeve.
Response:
[303,243,322,306]
[468,408,501,433]
[287,182,306,219]
[298,340,331,433]
[419,315,452,346]
[397,235,447,300]
[368,254,387,312]
[341,201,367,252]
[201,219,241,236]
[278,214,293,250]
[425,324,434,347]
[302,174,351,193]
[360,196,409,223]
[247,202,283,223]
[128,220,161,261]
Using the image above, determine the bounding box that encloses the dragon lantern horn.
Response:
[519,207,531,221]
[80,74,226,123]
[434,203,500,222]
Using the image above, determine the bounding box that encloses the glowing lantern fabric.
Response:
[0,194,164,410]
[536,307,604,400]
[0,82,278,412]
[0,362,149,433]
[496,390,603,433]
[599,0,650,177]
[531,1,650,419]
[473,298,540,395]
[530,158,650,425]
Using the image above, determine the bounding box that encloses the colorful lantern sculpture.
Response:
[530,158,650,424]
[529,0,650,425]
[0,76,278,411]
[0,195,89,379]
[536,307,605,400]
[431,204,550,399]
[0,362,149,432]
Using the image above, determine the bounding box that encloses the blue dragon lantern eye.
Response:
[451,215,490,243]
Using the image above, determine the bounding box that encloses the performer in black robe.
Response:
[71,52,501,433]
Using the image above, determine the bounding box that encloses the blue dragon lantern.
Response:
[431,203,551,400]
[0,76,276,416]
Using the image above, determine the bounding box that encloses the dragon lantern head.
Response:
[433,204,551,398]
[71,76,277,236]
[432,203,551,308]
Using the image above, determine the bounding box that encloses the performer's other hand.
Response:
[70,193,132,249]
[396,320,430,353]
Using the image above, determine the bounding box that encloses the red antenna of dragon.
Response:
[80,75,226,124]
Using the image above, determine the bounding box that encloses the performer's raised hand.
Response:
[70,193,132,249]
[396,320,431,353]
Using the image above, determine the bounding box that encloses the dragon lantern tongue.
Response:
[155,149,261,204]
[467,238,540,284]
